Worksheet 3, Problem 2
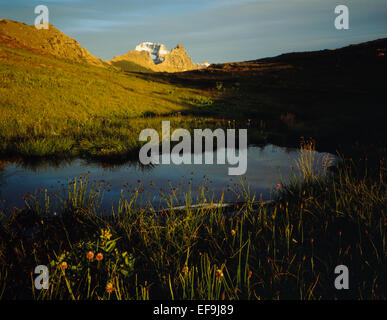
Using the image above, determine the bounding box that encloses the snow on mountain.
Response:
[197,61,211,68]
[135,42,169,64]
[109,42,208,73]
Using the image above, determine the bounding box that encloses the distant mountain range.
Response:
[108,42,209,73]
[1,18,385,76]
[0,17,386,160]
[0,19,209,73]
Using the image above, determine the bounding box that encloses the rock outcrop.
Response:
[0,20,207,72]
[108,42,206,73]
[0,19,104,66]
[155,44,197,72]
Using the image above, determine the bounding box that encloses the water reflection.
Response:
[0,144,338,210]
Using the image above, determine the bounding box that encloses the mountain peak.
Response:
[135,42,169,64]
[109,42,205,73]
[0,20,208,73]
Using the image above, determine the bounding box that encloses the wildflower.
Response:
[60,261,68,270]
[96,253,103,261]
[276,184,281,188]
[86,251,94,260]
[106,283,114,293]
[100,228,112,241]
[182,266,189,274]
[216,269,224,282]
[231,230,236,237]
[248,270,253,279]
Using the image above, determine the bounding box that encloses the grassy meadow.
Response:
[0,42,234,160]
[0,37,386,300]
[0,142,385,300]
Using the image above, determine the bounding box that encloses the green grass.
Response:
[0,143,385,300]
[2,38,386,162]
[0,38,386,300]
[0,43,225,160]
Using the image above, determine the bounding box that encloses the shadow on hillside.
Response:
[128,38,387,160]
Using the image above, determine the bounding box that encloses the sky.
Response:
[1,0,387,63]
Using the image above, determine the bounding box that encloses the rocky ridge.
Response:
[109,42,209,73]
[0,19,208,72]
[0,19,104,66]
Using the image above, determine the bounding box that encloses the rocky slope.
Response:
[0,19,104,66]
[109,42,207,73]
[0,19,207,72]
[108,49,155,72]
[157,44,197,72]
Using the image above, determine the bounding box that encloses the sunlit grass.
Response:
[0,44,222,159]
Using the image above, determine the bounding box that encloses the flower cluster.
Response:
[49,227,135,298]
[86,251,103,261]
[106,282,114,293]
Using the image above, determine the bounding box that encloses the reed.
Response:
[0,149,385,300]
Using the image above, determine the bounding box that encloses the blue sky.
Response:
[1,0,386,63]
